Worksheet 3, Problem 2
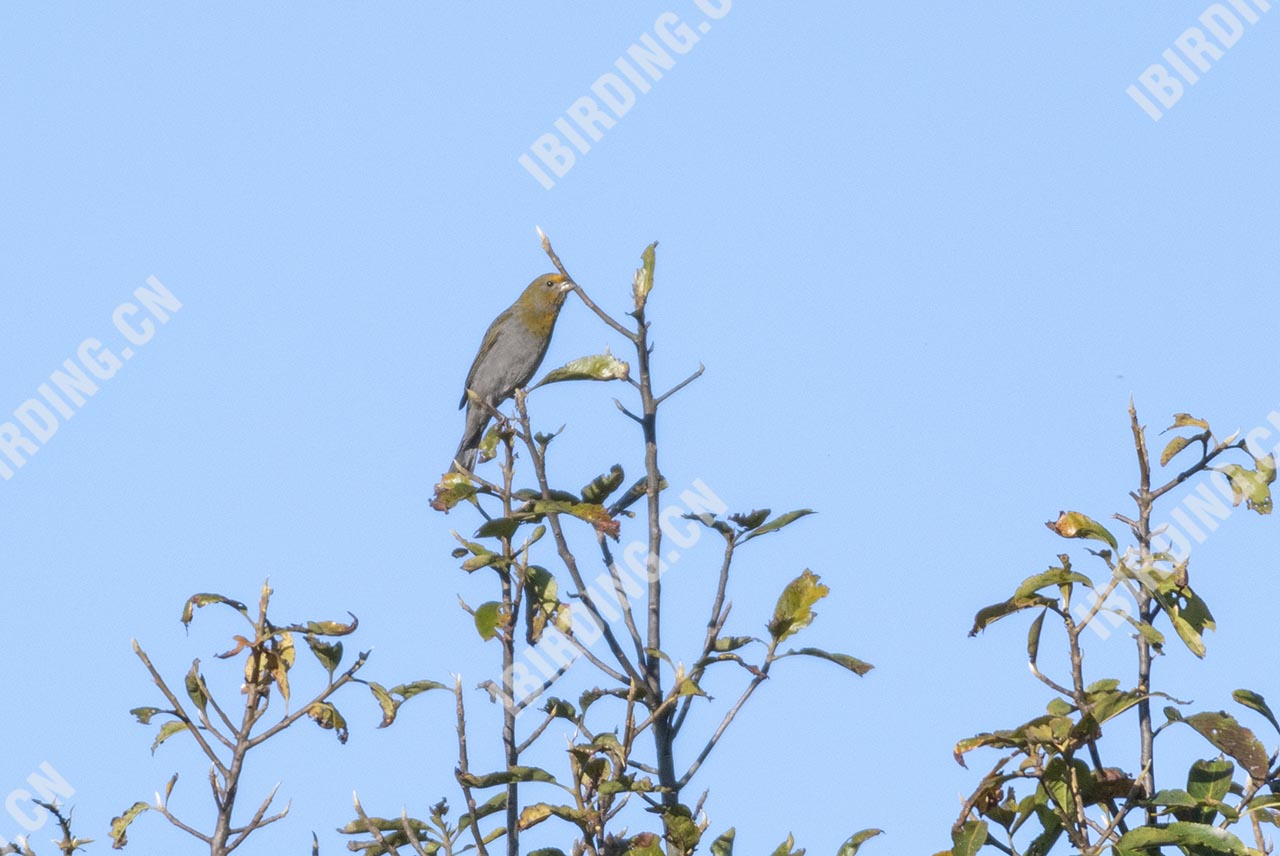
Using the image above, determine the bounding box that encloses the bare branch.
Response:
[655,364,705,405]
[538,227,636,342]
[132,640,229,776]
[453,677,490,856]
[677,669,770,790]
[613,398,643,424]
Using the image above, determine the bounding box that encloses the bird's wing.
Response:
[459,309,511,409]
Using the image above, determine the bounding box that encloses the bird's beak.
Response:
[558,279,576,293]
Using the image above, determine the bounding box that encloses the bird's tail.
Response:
[451,404,487,473]
[451,442,478,474]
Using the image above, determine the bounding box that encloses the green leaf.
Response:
[306,635,343,677]
[1233,688,1280,735]
[1257,452,1277,486]
[1149,788,1200,809]
[151,720,190,754]
[180,592,249,628]
[458,793,508,832]
[367,679,445,730]
[663,805,703,853]
[633,241,657,310]
[392,679,447,700]
[768,570,829,643]
[1215,462,1274,514]
[713,635,755,652]
[597,776,657,796]
[474,601,506,641]
[684,511,736,537]
[478,421,503,462]
[513,487,578,504]
[462,551,500,572]
[1151,582,1215,658]
[729,509,770,530]
[627,834,664,856]
[526,566,559,609]
[397,680,444,703]
[109,801,151,848]
[534,353,630,388]
[741,509,815,544]
[130,706,165,725]
[1186,758,1235,804]
[1116,613,1165,651]
[950,820,988,856]
[431,471,479,511]
[184,661,208,713]
[306,701,349,743]
[1014,568,1093,599]
[1242,794,1280,815]
[783,647,874,676]
[368,681,397,727]
[475,517,522,540]
[335,813,433,835]
[1179,711,1270,780]
[837,829,883,855]
[1027,609,1047,662]
[581,465,625,505]
[304,616,358,635]
[953,713,1070,766]
[969,595,1057,636]
[710,828,735,856]
[458,766,557,788]
[1046,697,1073,717]
[607,475,663,516]
[1086,689,1146,725]
[1044,511,1118,550]
[769,833,803,856]
[1112,821,1249,854]
[518,803,586,833]
[542,697,578,721]
[676,674,708,697]
[530,499,621,540]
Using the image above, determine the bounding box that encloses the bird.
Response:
[452,272,574,472]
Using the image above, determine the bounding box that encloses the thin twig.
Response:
[538,229,637,343]
[597,532,648,666]
[132,641,229,776]
[655,364,705,405]
[677,663,771,789]
[453,677,490,856]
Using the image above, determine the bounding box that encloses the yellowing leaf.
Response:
[109,802,151,849]
[633,242,657,310]
[1045,510,1118,550]
[1170,413,1210,431]
[768,570,829,643]
[307,701,349,743]
[533,353,630,388]
[474,601,507,641]
[1161,434,1197,467]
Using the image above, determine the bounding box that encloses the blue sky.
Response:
[2,3,1279,854]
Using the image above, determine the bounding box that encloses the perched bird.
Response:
[452,272,574,471]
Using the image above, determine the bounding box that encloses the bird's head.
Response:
[520,272,575,316]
